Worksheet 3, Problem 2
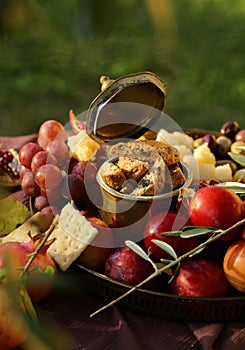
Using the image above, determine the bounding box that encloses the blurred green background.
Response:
[0,0,244,136]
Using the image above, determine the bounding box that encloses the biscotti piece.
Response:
[109,140,160,165]
[101,162,126,190]
[109,139,180,167]
[143,140,180,166]
[116,156,149,181]
[131,157,166,196]
[168,165,186,189]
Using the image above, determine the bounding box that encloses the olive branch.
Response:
[90,217,245,318]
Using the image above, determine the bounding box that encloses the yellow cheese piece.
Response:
[67,130,100,161]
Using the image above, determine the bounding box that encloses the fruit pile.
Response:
[1,116,245,348]
[18,119,101,218]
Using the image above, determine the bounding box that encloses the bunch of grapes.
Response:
[19,119,99,216]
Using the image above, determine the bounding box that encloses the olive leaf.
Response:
[215,181,245,194]
[90,218,245,318]
[180,226,216,238]
[125,240,157,272]
[228,152,245,167]
[151,239,177,260]
[161,226,216,238]
[161,230,181,237]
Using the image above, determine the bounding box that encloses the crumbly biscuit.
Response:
[168,165,186,189]
[109,139,180,166]
[143,140,180,166]
[131,157,166,196]
[101,163,126,190]
[105,139,185,196]
[116,156,149,181]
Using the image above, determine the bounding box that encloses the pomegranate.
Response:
[0,237,56,302]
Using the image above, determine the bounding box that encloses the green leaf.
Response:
[160,258,174,265]
[215,181,245,194]
[0,198,31,235]
[180,227,215,238]
[189,247,206,257]
[161,230,181,237]
[125,240,157,271]
[44,265,56,277]
[228,152,245,166]
[20,287,38,323]
[125,240,151,262]
[151,239,178,259]
[0,268,7,282]
[168,264,180,284]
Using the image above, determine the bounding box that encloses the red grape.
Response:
[19,143,43,169]
[34,195,49,211]
[61,173,85,202]
[21,172,40,197]
[31,151,57,173]
[19,165,30,179]
[41,187,67,208]
[46,140,70,167]
[72,161,97,183]
[40,205,60,219]
[37,120,67,149]
[35,164,63,190]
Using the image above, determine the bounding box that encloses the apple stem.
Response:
[90,218,245,318]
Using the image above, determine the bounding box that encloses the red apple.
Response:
[171,257,230,298]
[188,186,245,242]
[76,217,115,272]
[143,211,199,259]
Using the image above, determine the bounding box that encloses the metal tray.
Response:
[77,127,245,322]
[77,264,245,322]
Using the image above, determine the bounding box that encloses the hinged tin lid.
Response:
[86,72,167,144]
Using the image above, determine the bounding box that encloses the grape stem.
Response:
[90,218,245,318]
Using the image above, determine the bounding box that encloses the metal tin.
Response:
[96,158,192,232]
[86,72,167,144]
[86,72,191,233]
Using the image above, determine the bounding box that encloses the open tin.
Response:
[85,72,192,243]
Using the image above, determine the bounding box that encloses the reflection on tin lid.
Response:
[86,72,167,144]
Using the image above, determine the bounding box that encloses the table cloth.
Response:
[1,134,245,350]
